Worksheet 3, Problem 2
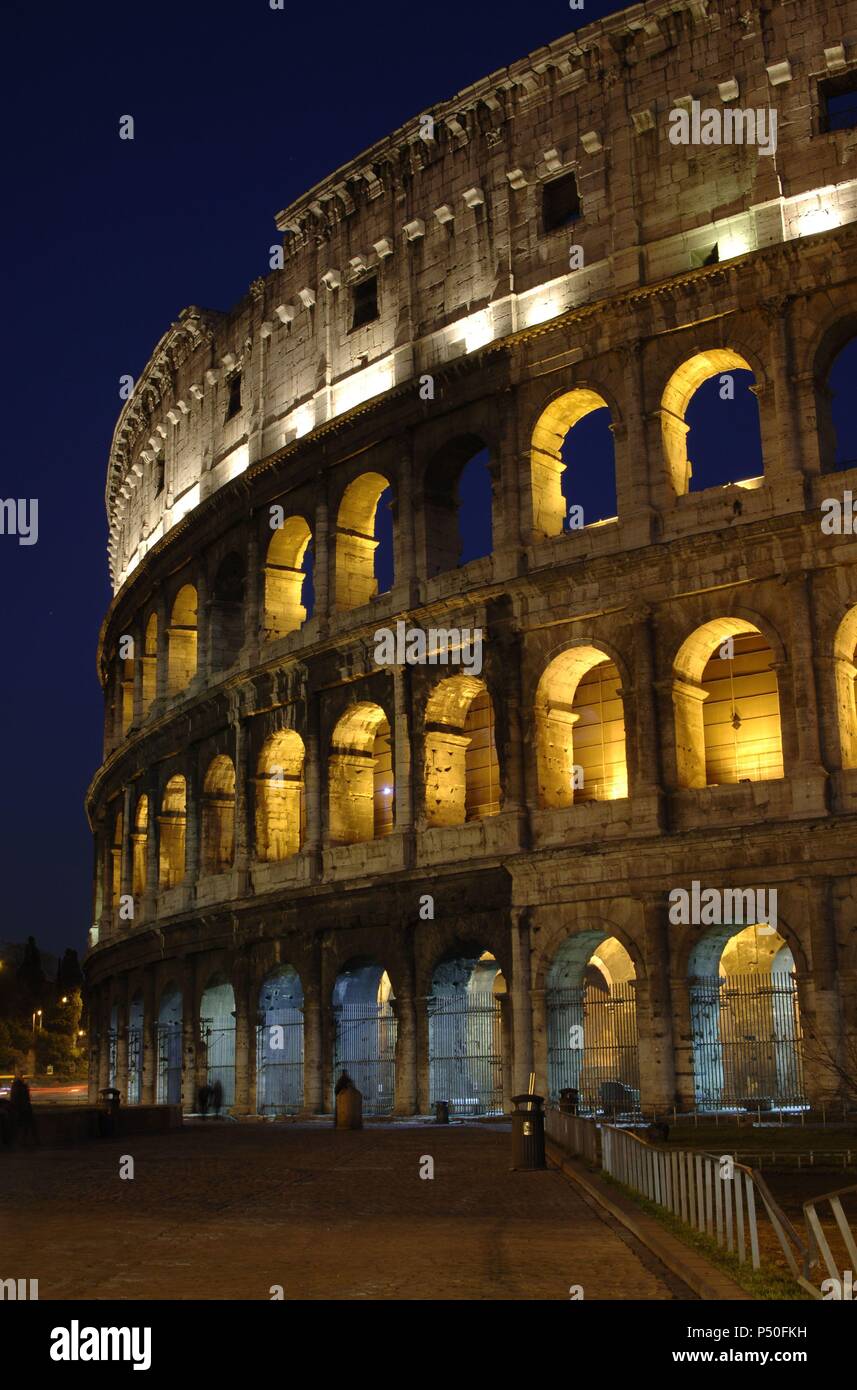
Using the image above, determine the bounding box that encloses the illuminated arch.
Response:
[332,960,396,1115]
[158,774,187,888]
[546,931,639,1112]
[328,703,393,845]
[167,585,197,696]
[673,618,784,788]
[255,729,305,861]
[199,976,236,1109]
[833,605,857,768]
[132,795,148,899]
[530,389,615,538]
[263,516,312,639]
[535,645,628,808]
[257,965,305,1115]
[423,675,500,826]
[334,472,392,611]
[428,949,506,1116]
[660,349,761,494]
[111,807,123,911]
[201,754,236,875]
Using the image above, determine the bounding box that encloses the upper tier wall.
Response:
[105,0,856,590]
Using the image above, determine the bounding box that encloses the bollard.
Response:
[335,1084,363,1130]
[435,1100,450,1124]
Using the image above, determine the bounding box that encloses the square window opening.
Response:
[542,172,581,234]
[819,71,857,133]
[351,275,379,330]
[225,373,242,421]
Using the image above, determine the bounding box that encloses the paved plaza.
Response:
[0,1121,696,1301]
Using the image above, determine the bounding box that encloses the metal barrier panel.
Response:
[427,990,503,1117]
[156,1023,182,1105]
[690,970,806,1110]
[333,1001,397,1116]
[202,1019,235,1108]
[107,1028,118,1089]
[546,982,640,1113]
[256,1008,304,1115]
[127,1026,143,1104]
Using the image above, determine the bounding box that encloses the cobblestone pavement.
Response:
[0,1121,696,1300]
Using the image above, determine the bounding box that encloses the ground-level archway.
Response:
[546,931,639,1115]
[127,992,144,1104]
[199,978,236,1109]
[332,961,396,1115]
[256,966,304,1115]
[428,952,505,1116]
[688,923,805,1110]
[156,985,182,1105]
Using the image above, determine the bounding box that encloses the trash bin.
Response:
[511,1093,546,1170]
[335,1084,363,1130]
[559,1087,579,1115]
[435,1100,449,1125]
[98,1087,121,1138]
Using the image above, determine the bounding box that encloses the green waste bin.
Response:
[511,1093,546,1170]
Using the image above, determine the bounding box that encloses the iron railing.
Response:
[333,1001,397,1116]
[127,1026,143,1105]
[546,982,640,1114]
[200,1018,236,1108]
[156,1022,182,1105]
[427,990,503,1116]
[256,1009,304,1114]
[689,971,806,1111]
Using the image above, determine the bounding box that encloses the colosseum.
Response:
[86,0,857,1124]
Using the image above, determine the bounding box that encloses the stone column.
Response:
[181,973,197,1113]
[232,716,250,894]
[97,992,111,1092]
[303,718,322,871]
[638,895,677,1111]
[785,572,829,815]
[143,774,160,915]
[499,994,514,1113]
[313,500,330,621]
[155,594,169,706]
[302,981,323,1115]
[119,786,133,914]
[132,623,144,726]
[115,988,129,1101]
[184,753,201,892]
[498,634,526,815]
[393,943,417,1115]
[232,960,252,1115]
[804,878,845,1104]
[762,297,802,482]
[530,986,548,1098]
[626,605,666,830]
[618,340,652,519]
[195,568,209,683]
[392,435,417,600]
[393,666,414,839]
[510,909,534,1094]
[242,525,260,665]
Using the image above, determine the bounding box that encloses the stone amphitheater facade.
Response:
[86,0,857,1119]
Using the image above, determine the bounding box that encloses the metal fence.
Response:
[256,1009,304,1115]
[690,971,805,1110]
[546,982,640,1114]
[127,1026,143,1105]
[333,1001,397,1116]
[427,990,503,1117]
[107,1028,118,1090]
[201,1019,235,1108]
[156,1023,182,1105]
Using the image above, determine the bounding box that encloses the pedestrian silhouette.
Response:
[9,1073,38,1147]
[334,1070,353,1095]
[198,1083,211,1117]
[211,1079,223,1117]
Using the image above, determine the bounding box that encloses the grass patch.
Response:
[600,1172,814,1302]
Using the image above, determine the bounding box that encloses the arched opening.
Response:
[209,553,245,672]
[167,585,197,696]
[689,923,805,1111]
[158,775,186,888]
[131,795,148,900]
[530,390,616,538]
[546,932,639,1115]
[423,676,500,826]
[328,703,393,845]
[335,472,393,611]
[201,755,235,875]
[110,808,123,912]
[263,517,313,640]
[256,965,304,1115]
[156,984,182,1105]
[817,327,857,472]
[423,436,492,576]
[673,619,784,788]
[428,951,505,1116]
[535,646,628,807]
[332,961,396,1115]
[661,350,763,494]
[833,605,857,768]
[255,730,305,860]
[127,991,144,1105]
[199,977,236,1110]
[142,613,158,711]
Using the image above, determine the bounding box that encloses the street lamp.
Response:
[32,1009,43,1037]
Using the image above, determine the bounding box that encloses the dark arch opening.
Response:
[424,435,492,576]
[829,336,857,471]
[560,407,617,528]
[210,552,246,671]
[686,370,763,491]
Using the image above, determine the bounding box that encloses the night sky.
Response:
[1,1,853,959]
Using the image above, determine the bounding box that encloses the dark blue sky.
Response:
[1,1,853,959]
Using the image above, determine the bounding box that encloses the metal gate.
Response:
[428,991,503,1117]
[107,1028,118,1089]
[690,971,805,1110]
[201,1018,235,1108]
[127,1026,143,1104]
[333,1002,396,1116]
[547,982,640,1114]
[156,1023,182,1105]
[256,1008,304,1115]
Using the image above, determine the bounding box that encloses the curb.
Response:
[546,1139,752,1302]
